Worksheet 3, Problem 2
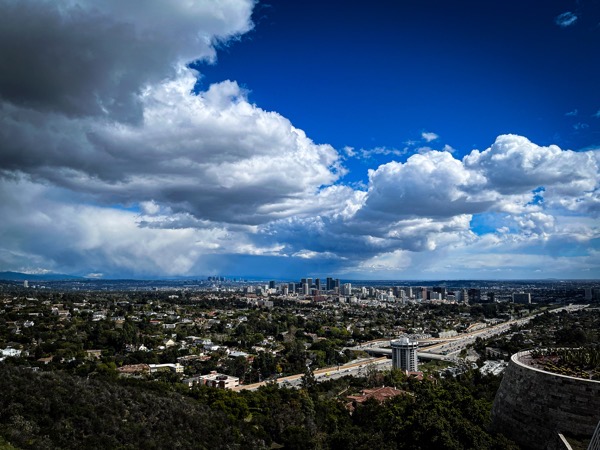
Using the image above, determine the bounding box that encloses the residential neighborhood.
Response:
[0,278,596,388]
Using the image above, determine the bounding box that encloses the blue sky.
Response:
[198,0,600,166]
[0,0,598,280]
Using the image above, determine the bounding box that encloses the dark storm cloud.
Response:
[0,0,253,122]
[0,0,342,226]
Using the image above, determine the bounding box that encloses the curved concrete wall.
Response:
[491,351,600,450]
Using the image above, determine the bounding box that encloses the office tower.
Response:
[288,283,295,294]
[391,337,419,371]
[433,287,447,299]
[421,287,427,301]
[468,288,481,303]
[340,283,352,295]
[269,280,276,289]
[326,277,334,291]
[512,293,531,304]
[398,289,406,302]
[462,289,469,303]
[315,278,321,292]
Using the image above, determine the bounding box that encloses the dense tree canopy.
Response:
[0,365,517,450]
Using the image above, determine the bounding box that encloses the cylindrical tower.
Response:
[391,337,419,371]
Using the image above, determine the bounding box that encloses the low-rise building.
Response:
[346,386,408,411]
[183,371,239,389]
[148,363,184,373]
[1,347,22,358]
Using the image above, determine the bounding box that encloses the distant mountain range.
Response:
[0,271,85,281]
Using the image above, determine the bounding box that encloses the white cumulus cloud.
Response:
[555,11,578,28]
[421,131,439,142]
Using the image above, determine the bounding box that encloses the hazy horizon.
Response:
[3,270,598,284]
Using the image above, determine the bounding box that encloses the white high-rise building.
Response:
[391,337,419,372]
[430,292,442,301]
[342,283,352,296]
[303,283,310,295]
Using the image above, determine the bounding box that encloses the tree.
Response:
[301,365,316,390]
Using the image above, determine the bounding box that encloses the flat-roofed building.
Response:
[512,293,531,304]
[184,371,239,389]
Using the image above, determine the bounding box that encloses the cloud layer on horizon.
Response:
[0,0,598,279]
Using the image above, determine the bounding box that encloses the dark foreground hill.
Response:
[0,365,518,450]
[0,366,260,449]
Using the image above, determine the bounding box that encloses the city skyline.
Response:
[0,0,599,280]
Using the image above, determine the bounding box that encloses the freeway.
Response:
[233,357,390,391]
[352,303,589,360]
[418,303,589,358]
[233,304,588,391]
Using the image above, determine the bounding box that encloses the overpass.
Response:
[360,346,452,361]
[344,305,590,369]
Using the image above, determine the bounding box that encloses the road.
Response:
[233,303,588,390]
[233,357,390,391]
[418,303,588,358]
[351,303,589,360]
